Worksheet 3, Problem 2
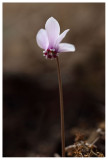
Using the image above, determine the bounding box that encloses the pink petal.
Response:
[55,29,70,47]
[36,29,49,50]
[45,17,60,48]
[58,43,75,53]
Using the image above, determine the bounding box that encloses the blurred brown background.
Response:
[3,3,105,157]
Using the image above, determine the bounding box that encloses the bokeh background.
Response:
[3,3,105,157]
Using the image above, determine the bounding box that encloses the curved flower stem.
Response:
[56,57,65,157]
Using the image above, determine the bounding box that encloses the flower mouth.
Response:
[43,49,58,59]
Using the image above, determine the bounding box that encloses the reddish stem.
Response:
[56,57,65,157]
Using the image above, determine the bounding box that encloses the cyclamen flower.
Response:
[36,17,75,59]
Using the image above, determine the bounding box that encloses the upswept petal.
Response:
[58,43,75,53]
[45,17,60,48]
[55,29,70,47]
[36,29,49,50]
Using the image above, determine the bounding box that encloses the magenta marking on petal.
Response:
[48,55,52,58]
[47,49,50,52]
[44,52,47,55]
[43,48,58,59]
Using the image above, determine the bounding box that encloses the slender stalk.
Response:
[56,56,65,157]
